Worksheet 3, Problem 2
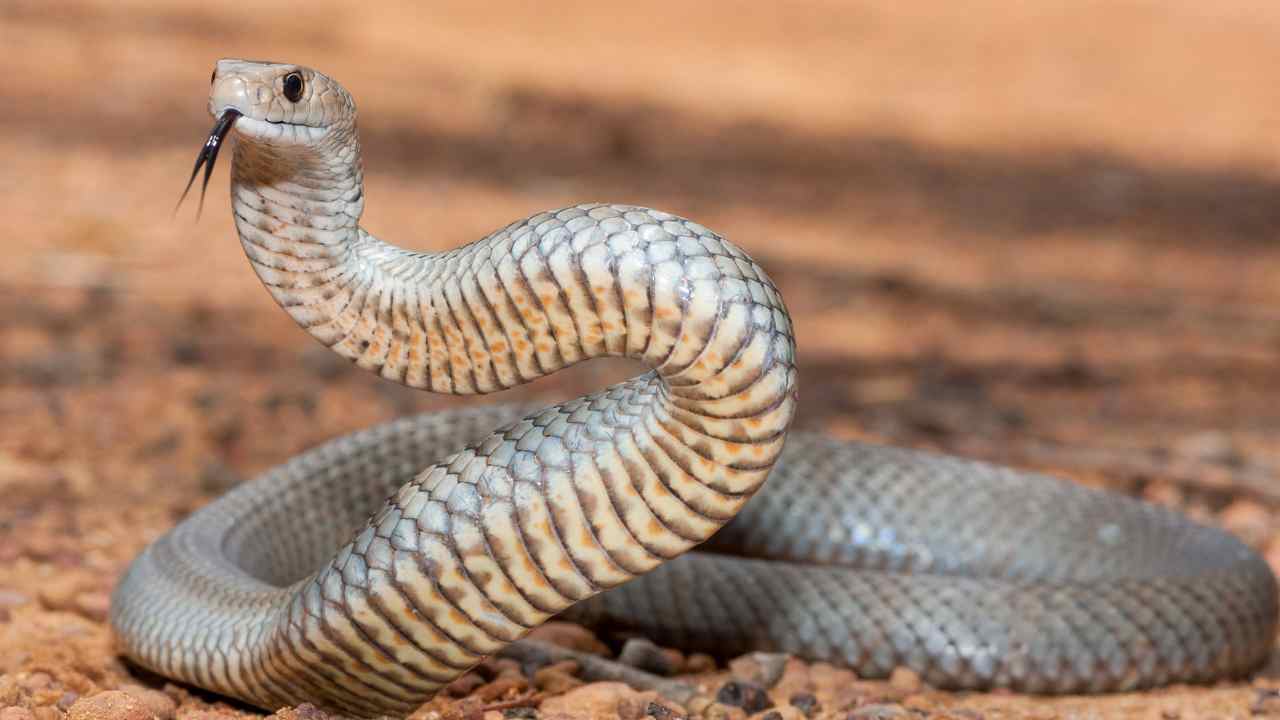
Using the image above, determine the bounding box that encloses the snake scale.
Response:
[109,60,1279,718]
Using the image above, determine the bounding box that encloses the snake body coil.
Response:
[110,60,1278,718]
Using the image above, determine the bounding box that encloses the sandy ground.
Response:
[3,1,1280,718]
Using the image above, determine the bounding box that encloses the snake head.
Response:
[208,59,356,141]
[178,59,356,216]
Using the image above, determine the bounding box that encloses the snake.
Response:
[109,59,1278,719]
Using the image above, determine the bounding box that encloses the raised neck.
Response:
[229,128,365,244]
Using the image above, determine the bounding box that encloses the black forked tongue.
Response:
[175,109,241,219]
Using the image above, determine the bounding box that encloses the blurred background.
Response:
[2,1,1280,714]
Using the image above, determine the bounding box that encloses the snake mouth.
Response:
[176,108,241,219]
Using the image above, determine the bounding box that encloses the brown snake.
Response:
[109,59,1278,718]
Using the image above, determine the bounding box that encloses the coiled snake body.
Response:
[110,60,1278,718]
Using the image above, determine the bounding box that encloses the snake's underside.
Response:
[110,59,1278,719]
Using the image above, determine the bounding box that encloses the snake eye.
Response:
[282,72,304,102]
[210,68,217,85]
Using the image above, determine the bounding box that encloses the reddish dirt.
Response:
[3,2,1280,718]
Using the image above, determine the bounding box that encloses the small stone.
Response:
[684,654,716,674]
[887,667,921,692]
[1220,500,1271,545]
[121,684,176,720]
[524,622,610,656]
[685,695,714,716]
[533,660,584,694]
[74,591,111,622]
[847,704,909,719]
[900,694,933,713]
[703,703,747,720]
[475,676,529,702]
[57,692,80,711]
[0,590,31,611]
[1,708,36,720]
[24,673,53,691]
[1252,688,1280,716]
[644,701,679,719]
[831,686,877,714]
[618,638,681,676]
[616,697,649,720]
[37,576,82,614]
[445,672,486,697]
[1141,480,1183,509]
[788,693,820,718]
[67,691,151,720]
[715,681,773,715]
[501,707,538,719]
[539,682,641,719]
[489,658,526,679]
[756,710,805,720]
[728,653,788,689]
[1176,431,1242,465]
[291,704,335,720]
[618,697,686,720]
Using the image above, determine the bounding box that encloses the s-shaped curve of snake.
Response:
[110,60,1278,718]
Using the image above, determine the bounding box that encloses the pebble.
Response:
[539,682,638,719]
[1176,431,1241,465]
[1220,500,1271,545]
[641,700,680,719]
[533,660,584,694]
[1253,688,1280,716]
[1264,538,1280,580]
[540,682,683,720]
[524,622,610,656]
[487,658,526,680]
[847,704,909,719]
[684,654,717,674]
[702,703,747,720]
[807,662,858,689]
[0,590,31,611]
[715,681,773,715]
[56,692,79,711]
[685,695,714,716]
[728,653,788,689]
[1,708,36,720]
[756,709,806,720]
[120,684,176,720]
[618,696,684,720]
[1141,480,1183,509]
[618,638,682,676]
[445,672,486,697]
[66,691,151,720]
[788,693,820,718]
[887,668,921,693]
[74,592,111,622]
[474,676,529,702]
[284,704,337,720]
[24,673,53,692]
